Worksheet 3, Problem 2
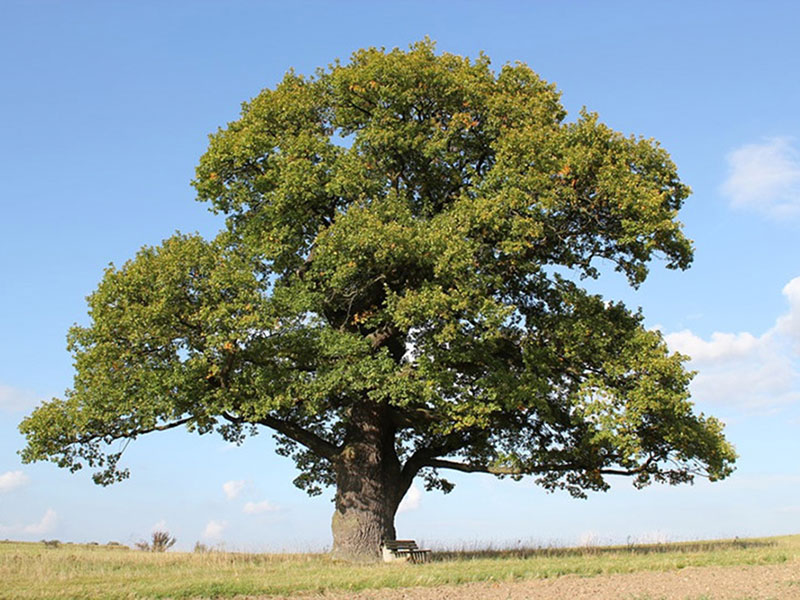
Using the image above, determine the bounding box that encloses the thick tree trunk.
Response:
[330,402,407,562]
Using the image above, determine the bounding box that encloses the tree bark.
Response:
[330,402,407,561]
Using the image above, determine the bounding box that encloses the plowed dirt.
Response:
[266,559,800,599]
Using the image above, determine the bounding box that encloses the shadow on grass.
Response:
[429,538,777,562]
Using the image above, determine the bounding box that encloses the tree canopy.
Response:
[20,40,736,560]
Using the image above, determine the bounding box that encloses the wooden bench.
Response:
[381,539,431,563]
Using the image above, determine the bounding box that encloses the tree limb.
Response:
[130,416,197,436]
[399,435,467,490]
[423,458,524,475]
[73,415,197,446]
[422,457,658,477]
[389,405,441,429]
[223,411,341,460]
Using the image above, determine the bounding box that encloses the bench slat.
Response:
[382,539,430,563]
[384,540,418,549]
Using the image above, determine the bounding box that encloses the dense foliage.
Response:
[20,41,735,559]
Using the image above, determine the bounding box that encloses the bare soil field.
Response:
[265,559,800,600]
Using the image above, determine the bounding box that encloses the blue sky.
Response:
[1,1,799,551]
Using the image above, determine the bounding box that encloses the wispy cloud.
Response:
[0,385,41,413]
[665,276,800,411]
[0,508,57,536]
[397,483,422,513]
[24,509,58,535]
[722,137,800,218]
[242,500,278,515]
[222,480,246,500]
[202,520,226,540]
[0,470,30,494]
[151,519,168,532]
[777,277,800,352]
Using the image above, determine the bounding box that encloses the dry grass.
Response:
[1,534,798,599]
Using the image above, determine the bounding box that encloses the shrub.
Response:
[136,530,176,552]
[193,541,209,553]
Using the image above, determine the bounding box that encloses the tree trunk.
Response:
[330,402,407,562]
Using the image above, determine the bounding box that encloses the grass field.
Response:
[1,534,798,599]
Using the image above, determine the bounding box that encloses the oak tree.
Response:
[20,41,736,561]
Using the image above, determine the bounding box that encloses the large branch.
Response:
[223,411,340,460]
[423,458,524,475]
[389,405,441,429]
[422,457,657,477]
[399,435,467,490]
[71,415,196,446]
[128,416,196,436]
[365,323,397,351]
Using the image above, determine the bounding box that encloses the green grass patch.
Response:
[1,534,798,599]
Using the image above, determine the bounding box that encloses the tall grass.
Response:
[1,534,797,599]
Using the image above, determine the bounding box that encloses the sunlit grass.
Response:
[1,534,798,599]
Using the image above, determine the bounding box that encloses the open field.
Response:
[1,534,799,600]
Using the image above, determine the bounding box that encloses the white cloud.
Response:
[666,330,760,362]
[397,483,422,514]
[664,276,800,411]
[777,277,800,350]
[151,519,168,532]
[722,137,800,218]
[0,508,58,537]
[0,470,30,493]
[242,500,278,515]
[0,385,41,413]
[23,509,57,535]
[202,520,226,540]
[222,480,246,500]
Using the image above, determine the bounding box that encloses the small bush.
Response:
[152,531,176,552]
[41,539,60,548]
[193,541,209,553]
[136,530,176,552]
[106,541,129,549]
